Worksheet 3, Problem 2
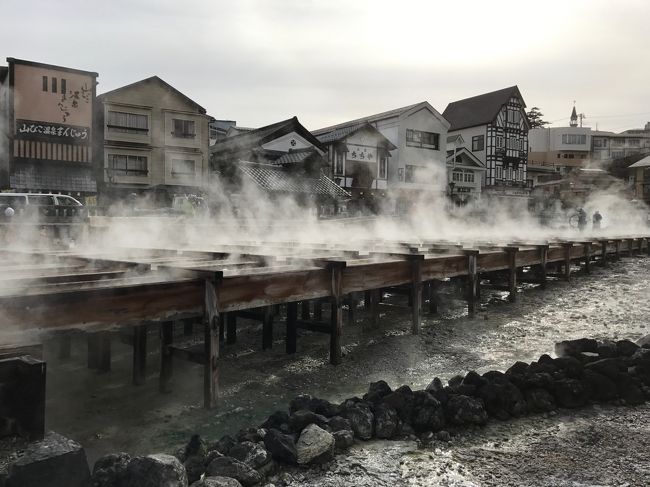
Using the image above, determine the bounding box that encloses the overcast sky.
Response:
[2,0,649,132]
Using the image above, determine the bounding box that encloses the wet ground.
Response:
[42,254,650,482]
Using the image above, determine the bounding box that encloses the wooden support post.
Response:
[314,301,323,321]
[226,313,237,344]
[465,250,479,317]
[506,247,518,302]
[159,321,173,393]
[409,255,423,334]
[537,245,548,288]
[615,239,621,261]
[583,242,591,274]
[370,288,381,328]
[262,306,274,350]
[301,301,310,320]
[132,324,147,386]
[57,335,71,360]
[429,281,439,314]
[183,320,194,336]
[562,243,572,280]
[204,279,220,409]
[286,301,298,354]
[87,333,100,370]
[97,332,111,373]
[329,262,345,365]
[627,238,635,257]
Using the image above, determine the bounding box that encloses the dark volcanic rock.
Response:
[260,411,289,431]
[585,358,625,380]
[289,395,340,417]
[126,454,188,487]
[205,457,261,487]
[597,340,618,359]
[555,338,598,357]
[6,432,91,487]
[363,380,393,403]
[235,428,265,444]
[184,455,206,485]
[410,390,445,432]
[506,361,530,377]
[92,452,130,487]
[448,375,464,387]
[263,429,297,465]
[327,416,352,433]
[228,441,270,470]
[382,386,414,422]
[616,340,640,357]
[462,370,487,388]
[617,375,646,405]
[332,430,354,450]
[296,424,335,465]
[288,409,329,433]
[552,356,584,379]
[477,378,526,419]
[373,403,399,439]
[426,377,444,392]
[552,378,590,408]
[209,435,236,456]
[342,401,374,440]
[524,388,556,412]
[583,369,619,401]
[445,394,488,425]
[190,477,243,487]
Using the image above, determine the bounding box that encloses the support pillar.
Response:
[364,291,371,310]
[627,238,634,257]
[87,333,100,370]
[615,239,621,261]
[465,250,479,317]
[428,280,439,314]
[584,242,591,274]
[409,255,423,334]
[286,301,298,354]
[562,243,573,281]
[537,245,548,288]
[132,324,147,386]
[329,262,345,365]
[204,279,220,408]
[159,322,173,393]
[262,306,274,350]
[506,247,518,302]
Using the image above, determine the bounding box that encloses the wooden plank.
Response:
[342,261,411,294]
[477,252,509,273]
[422,254,468,280]
[204,279,220,408]
[0,343,43,361]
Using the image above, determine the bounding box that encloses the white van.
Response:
[0,193,84,218]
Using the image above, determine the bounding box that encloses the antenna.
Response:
[579,113,586,127]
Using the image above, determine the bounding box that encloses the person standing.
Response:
[593,210,602,230]
[577,208,587,232]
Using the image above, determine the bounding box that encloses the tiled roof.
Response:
[312,102,423,135]
[239,162,350,199]
[10,164,97,193]
[628,155,650,168]
[443,86,525,131]
[315,123,367,143]
[273,150,314,165]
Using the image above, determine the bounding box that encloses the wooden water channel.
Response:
[0,235,649,408]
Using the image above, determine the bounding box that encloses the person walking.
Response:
[577,208,587,232]
[592,210,602,230]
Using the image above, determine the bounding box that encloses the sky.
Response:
[1,0,649,132]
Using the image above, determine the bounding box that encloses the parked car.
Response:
[0,193,86,219]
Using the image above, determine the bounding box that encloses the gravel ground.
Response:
[37,254,650,485]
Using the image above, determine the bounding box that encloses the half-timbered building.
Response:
[443,86,531,203]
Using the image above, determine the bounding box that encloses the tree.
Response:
[526,107,549,129]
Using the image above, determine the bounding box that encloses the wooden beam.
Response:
[409,255,423,334]
[132,324,147,386]
[262,306,274,350]
[537,245,548,288]
[159,321,173,393]
[286,301,298,354]
[204,279,220,409]
[584,242,592,274]
[329,262,345,365]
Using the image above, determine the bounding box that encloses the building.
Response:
[0,58,98,201]
[627,155,650,205]
[528,124,592,174]
[313,122,396,213]
[591,127,650,162]
[443,86,531,203]
[313,102,450,212]
[445,134,485,205]
[95,76,210,207]
[210,117,347,215]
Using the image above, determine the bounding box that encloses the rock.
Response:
[631,348,650,365]
[583,369,619,401]
[585,358,625,380]
[538,354,555,365]
[435,430,451,442]
[342,402,374,440]
[126,454,188,487]
[477,379,526,419]
[205,450,224,466]
[296,424,335,465]
[463,370,487,388]
[209,435,237,456]
[183,434,207,460]
[552,356,584,379]
[524,388,556,412]
[288,410,329,433]
[522,372,554,391]
[184,455,207,485]
[289,395,340,417]
[555,338,598,357]
[636,334,650,347]
[373,403,398,439]
[616,340,639,357]
[260,411,289,431]
[332,430,354,450]
[363,380,392,403]
[445,395,488,425]
[6,432,91,487]
[382,386,414,422]
[617,376,646,405]
[552,378,590,408]
[630,363,650,386]
[327,416,352,433]
[190,477,243,487]
[228,441,270,470]
[205,457,262,487]
[263,429,297,465]
[448,375,464,387]
[528,361,557,375]
[92,452,130,487]
[410,390,445,432]
[236,428,265,444]
[597,340,618,359]
[506,361,529,376]
[426,377,444,392]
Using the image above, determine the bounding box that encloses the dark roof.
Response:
[211,116,325,155]
[445,147,486,169]
[239,162,350,199]
[6,57,98,77]
[10,164,96,193]
[315,122,397,150]
[442,86,525,131]
[98,76,206,114]
[273,150,315,165]
[313,102,429,135]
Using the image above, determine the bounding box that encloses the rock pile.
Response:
[83,337,650,487]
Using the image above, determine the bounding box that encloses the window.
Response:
[172,119,196,138]
[171,158,195,176]
[51,77,57,94]
[496,136,504,149]
[397,168,404,181]
[464,172,475,183]
[405,165,415,182]
[562,134,586,144]
[61,78,67,94]
[507,109,521,124]
[107,111,149,134]
[406,129,439,149]
[378,156,387,179]
[108,154,148,176]
[611,138,625,147]
[42,76,48,92]
[628,138,640,147]
[452,170,463,182]
[471,135,484,152]
[611,150,624,158]
[593,138,606,148]
[335,152,344,175]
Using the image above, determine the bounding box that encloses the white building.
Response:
[445,134,486,205]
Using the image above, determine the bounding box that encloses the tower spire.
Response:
[570,101,578,127]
